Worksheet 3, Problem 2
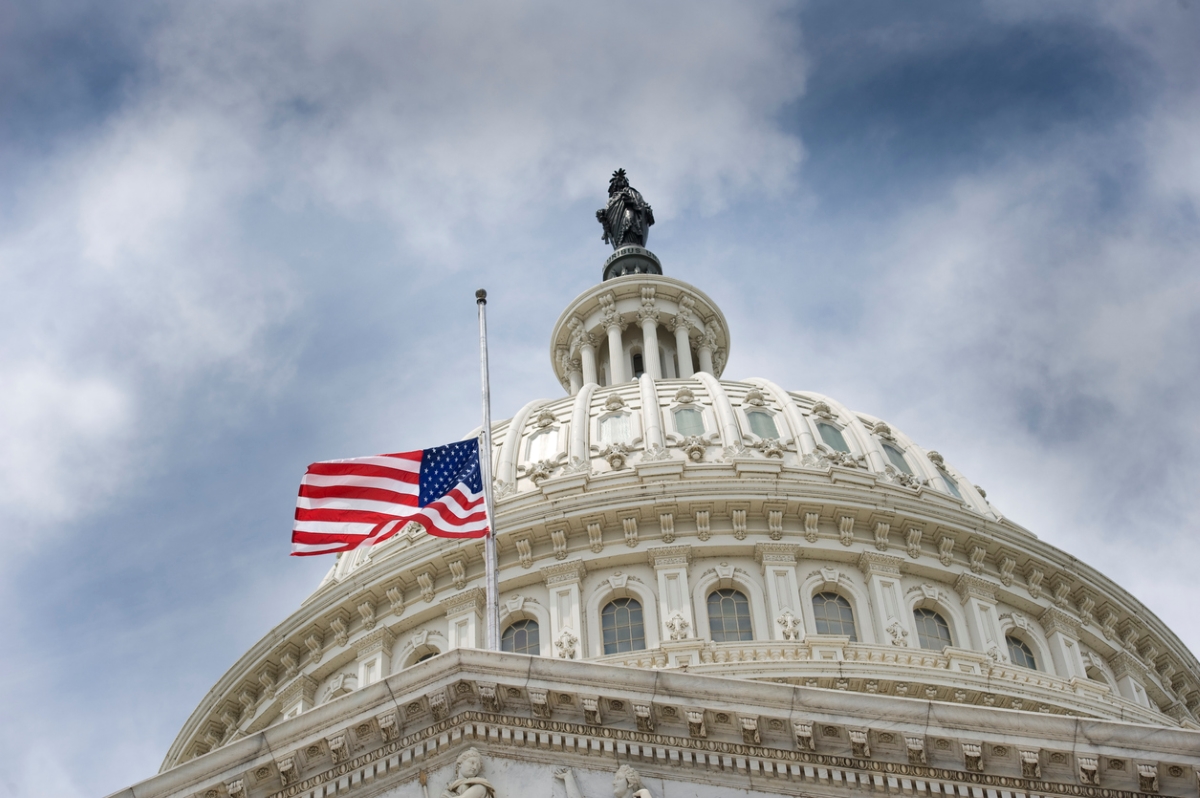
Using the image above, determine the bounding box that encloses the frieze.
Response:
[254,707,1188,798]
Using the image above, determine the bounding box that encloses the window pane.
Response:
[747,410,779,439]
[913,608,952,650]
[707,589,753,642]
[817,423,850,453]
[1006,635,1037,669]
[940,470,963,499]
[811,592,857,641]
[883,443,912,474]
[600,414,631,444]
[601,597,646,654]
[501,619,540,655]
[632,353,645,378]
[673,407,705,436]
[526,429,556,462]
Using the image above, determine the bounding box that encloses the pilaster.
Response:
[955,573,1006,662]
[858,552,910,647]
[648,545,694,642]
[756,543,803,641]
[541,560,587,659]
[442,588,486,651]
[1039,606,1086,680]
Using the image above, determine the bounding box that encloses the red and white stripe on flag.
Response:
[291,450,489,556]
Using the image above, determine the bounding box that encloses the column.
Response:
[567,359,583,394]
[441,588,485,650]
[1039,607,1087,680]
[697,322,717,374]
[579,336,598,385]
[606,322,626,384]
[756,543,803,640]
[955,574,1005,661]
[858,552,911,647]
[639,311,662,379]
[541,560,587,659]
[648,546,694,642]
[671,317,694,378]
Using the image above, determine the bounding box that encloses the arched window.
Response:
[417,651,438,663]
[599,414,631,444]
[912,608,952,650]
[526,429,557,462]
[817,422,850,453]
[631,352,645,378]
[746,410,779,439]
[501,619,540,655]
[940,470,964,500]
[707,589,753,642]
[812,592,857,641]
[673,407,705,436]
[601,597,646,654]
[882,443,912,474]
[1006,635,1037,669]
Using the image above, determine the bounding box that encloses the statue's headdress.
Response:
[608,168,630,194]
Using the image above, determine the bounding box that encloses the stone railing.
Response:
[596,640,1172,728]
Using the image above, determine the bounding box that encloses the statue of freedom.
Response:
[596,169,655,250]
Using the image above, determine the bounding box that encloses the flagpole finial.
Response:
[475,288,487,304]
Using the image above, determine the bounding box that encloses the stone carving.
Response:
[687,710,706,738]
[906,527,922,559]
[962,743,983,772]
[811,401,835,420]
[802,445,867,470]
[550,529,568,560]
[674,386,695,404]
[804,512,820,543]
[641,443,671,462]
[520,459,558,484]
[906,736,927,764]
[226,779,245,798]
[634,703,655,732]
[561,456,591,475]
[722,442,752,461]
[555,628,578,659]
[1020,749,1041,779]
[731,509,747,540]
[305,632,324,663]
[449,560,467,590]
[873,421,895,440]
[887,621,910,647]
[659,512,675,544]
[586,522,604,553]
[330,616,349,647]
[557,764,651,798]
[1025,564,1045,598]
[882,465,920,488]
[515,538,533,569]
[440,748,495,798]
[277,755,297,787]
[622,517,639,547]
[740,716,761,744]
[838,516,855,546]
[597,169,654,250]
[665,611,691,641]
[418,572,435,602]
[582,697,601,725]
[1078,755,1099,785]
[679,435,708,462]
[600,443,632,470]
[755,437,785,458]
[386,585,405,614]
[767,509,783,540]
[603,393,627,411]
[968,544,987,574]
[874,521,890,551]
[849,729,871,758]
[938,536,955,567]
[695,510,711,541]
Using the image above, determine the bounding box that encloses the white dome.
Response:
[163,273,1200,771]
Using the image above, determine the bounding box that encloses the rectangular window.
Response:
[673,407,704,436]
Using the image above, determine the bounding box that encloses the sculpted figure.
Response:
[440,748,495,798]
[555,764,652,798]
[596,169,655,250]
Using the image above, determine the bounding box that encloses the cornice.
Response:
[441,588,486,617]
[540,559,587,586]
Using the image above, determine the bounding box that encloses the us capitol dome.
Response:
[115,172,1200,798]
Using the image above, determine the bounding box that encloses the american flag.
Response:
[291,438,489,556]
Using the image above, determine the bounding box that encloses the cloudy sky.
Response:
[2,2,1199,796]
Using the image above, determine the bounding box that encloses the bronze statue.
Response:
[597,169,654,250]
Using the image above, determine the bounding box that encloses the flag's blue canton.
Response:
[418,439,483,506]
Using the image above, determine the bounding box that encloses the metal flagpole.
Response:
[475,288,500,651]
